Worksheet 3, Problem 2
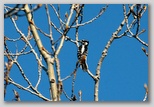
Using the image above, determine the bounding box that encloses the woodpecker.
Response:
[77,40,89,71]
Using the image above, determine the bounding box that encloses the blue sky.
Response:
[4,4,148,101]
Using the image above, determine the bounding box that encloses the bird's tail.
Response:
[81,60,88,72]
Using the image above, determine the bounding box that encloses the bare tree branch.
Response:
[24,4,57,101]
[94,4,136,101]
[71,4,108,28]
[8,77,50,101]
[4,4,148,102]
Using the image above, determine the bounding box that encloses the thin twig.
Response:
[50,4,65,26]
[71,72,76,98]
[12,89,20,101]
[45,4,56,53]
[63,89,72,101]
[141,47,148,56]
[8,77,50,101]
[71,4,108,28]
[143,83,148,101]
[35,55,42,89]
[78,90,82,101]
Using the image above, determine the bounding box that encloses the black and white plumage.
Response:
[77,40,89,71]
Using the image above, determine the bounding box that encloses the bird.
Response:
[77,40,89,71]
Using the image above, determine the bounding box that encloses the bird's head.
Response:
[79,40,89,46]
